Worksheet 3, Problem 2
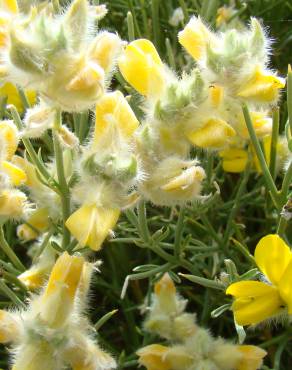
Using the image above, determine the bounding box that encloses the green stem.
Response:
[269,107,279,180]
[165,38,176,70]
[288,67,292,137]
[277,216,287,237]
[222,166,250,247]
[0,227,25,271]
[137,200,150,244]
[53,111,71,249]
[0,279,26,307]
[174,207,185,259]
[280,160,292,202]
[242,104,280,208]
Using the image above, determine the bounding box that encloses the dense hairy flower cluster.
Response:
[137,274,266,370]
[0,252,116,370]
[0,0,291,368]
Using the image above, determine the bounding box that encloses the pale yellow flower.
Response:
[65,205,120,251]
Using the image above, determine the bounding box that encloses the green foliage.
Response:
[0,1,292,369]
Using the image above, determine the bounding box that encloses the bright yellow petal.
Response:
[237,67,285,103]
[209,85,224,107]
[65,205,120,251]
[219,148,248,173]
[1,160,27,186]
[227,281,284,325]
[44,252,84,299]
[1,0,18,13]
[226,280,277,297]
[186,118,235,149]
[118,39,165,97]
[279,259,292,313]
[178,17,212,61]
[0,83,36,113]
[254,234,292,285]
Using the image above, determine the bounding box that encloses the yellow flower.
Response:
[17,208,50,241]
[118,39,165,97]
[18,245,56,290]
[65,204,120,251]
[237,66,285,103]
[0,82,36,113]
[186,118,235,149]
[221,134,288,174]
[0,0,18,48]
[40,252,84,328]
[178,16,213,61]
[237,111,272,140]
[1,160,27,185]
[0,189,27,218]
[137,344,172,370]
[0,0,18,14]
[219,148,248,173]
[226,234,292,325]
[93,90,139,148]
[0,120,18,160]
[236,345,267,370]
[137,344,192,370]
[89,31,122,73]
[0,310,19,343]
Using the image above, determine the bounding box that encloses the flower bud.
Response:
[118,39,165,97]
[65,205,120,251]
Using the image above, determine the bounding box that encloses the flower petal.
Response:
[254,234,292,285]
[278,259,292,314]
[226,280,276,297]
[65,205,120,251]
[226,281,284,325]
